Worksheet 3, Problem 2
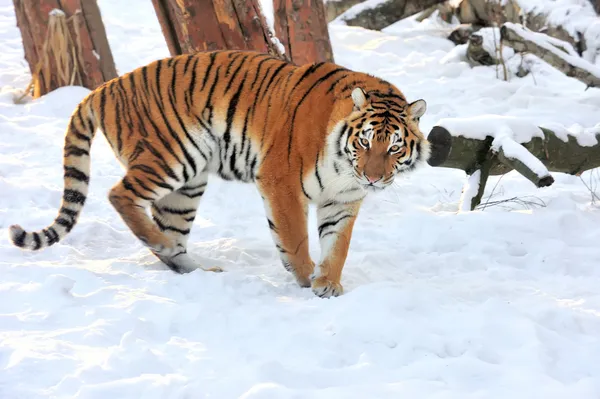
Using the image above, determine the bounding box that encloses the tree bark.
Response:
[13,0,117,98]
[274,0,334,65]
[340,0,447,31]
[151,0,286,59]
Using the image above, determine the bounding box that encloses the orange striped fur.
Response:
[9,50,430,297]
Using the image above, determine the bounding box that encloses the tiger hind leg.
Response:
[150,173,222,273]
[108,169,188,270]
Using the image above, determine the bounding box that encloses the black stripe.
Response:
[154,217,191,235]
[267,219,277,232]
[164,59,199,176]
[143,138,180,182]
[222,70,247,174]
[56,217,74,232]
[63,189,86,205]
[299,159,312,200]
[183,55,193,75]
[259,63,287,102]
[64,145,89,157]
[225,54,252,94]
[159,207,196,215]
[229,145,244,180]
[122,177,153,201]
[133,177,158,196]
[181,182,207,191]
[204,67,221,125]
[98,89,107,135]
[46,227,60,245]
[129,164,172,190]
[179,190,205,199]
[201,52,217,90]
[250,56,274,91]
[318,214,353,237]
[60,207,78,218]
[113,83,124,152]
[64,166,89,183]
[326,74,349,94]
[73,129,91,143]
[314,151,324,191]
[32,232,41,250]
[13,230,26,247]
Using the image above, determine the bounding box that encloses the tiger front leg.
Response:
[258,183,315,288]
[311,200,362,298]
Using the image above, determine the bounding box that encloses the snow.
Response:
[458,170,481,212]
[437,115,545,143]
[492,135,551,180]
[2,1,600,398]
[49,8,65,17]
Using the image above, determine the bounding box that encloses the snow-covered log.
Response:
[500,23,600,88]
[337,0,447,31]
[427,116,600,210]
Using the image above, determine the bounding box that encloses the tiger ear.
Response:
[351,87,369,110]
[408,99,427,122]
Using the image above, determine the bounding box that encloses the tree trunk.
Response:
[274,0,334,65]
[13,0,117,98]
[590,0,600,14]
[151,0,286,60]
[340,0,447,31]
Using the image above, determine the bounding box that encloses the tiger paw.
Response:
[311,276,343,298]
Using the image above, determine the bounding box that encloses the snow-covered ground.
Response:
[2,1,600,398]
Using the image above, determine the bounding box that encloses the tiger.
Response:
[8,50,430,298]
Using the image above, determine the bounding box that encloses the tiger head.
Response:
[342,87,430,191]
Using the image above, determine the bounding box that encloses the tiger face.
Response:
[343,88,429,191]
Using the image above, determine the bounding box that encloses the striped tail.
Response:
[9,96,97,250]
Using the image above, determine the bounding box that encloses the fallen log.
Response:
[338,0,447,31]
[426,116,600,210]
[500,23,600,88]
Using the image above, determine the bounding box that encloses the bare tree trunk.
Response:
[340,0,447,31]
[274,0,334,64]
[151,0,286,59]
[13,0,117,98]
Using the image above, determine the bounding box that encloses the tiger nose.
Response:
[365,175,381,184]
